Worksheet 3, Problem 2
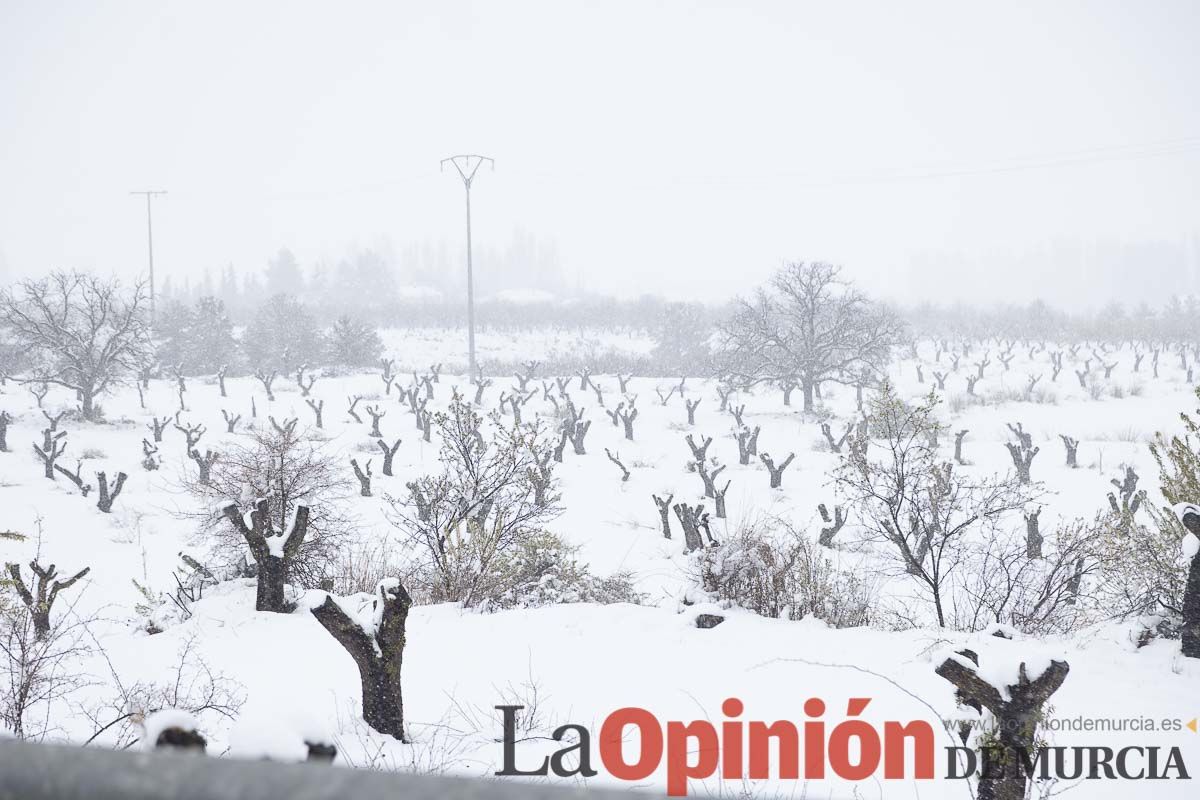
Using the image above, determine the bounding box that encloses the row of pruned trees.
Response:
[0,261,900,424]
[166,387,638,743]
[685,377,1200,657]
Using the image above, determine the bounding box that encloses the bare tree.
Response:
[0,271,151,420]
[295,364,317,396]
[182,426,351,589]
[759,452,795,489]
[820,422,853,454]
[1004,424,1039,485]
[673,502,714,552]
[376,438,401,476]
[32,429,67,480]
[309,580,412,740]
[365,405,386,438]
[613,401,638,441]
[254,368,277,401]
[715,262,902,411]
[837,385,1030,628]
[604,448,630,482]
[94,471,126,513]
[188,448,218,486]
[652,494,673,539]
[1059,434,1079,468]
[346,395,363,424]
[1173,505,1200,658]
[953,429,969,465]
[350,458,373,497]
[817,503,846,547]
[936,645,1069,800]
[54,459,91,496]
[305,398,324,429]
[147,415,170,443]
[386,392,560,607]
[735,425,760,465]
[220,500,310,612]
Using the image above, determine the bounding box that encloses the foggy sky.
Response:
[2,0,1198,309]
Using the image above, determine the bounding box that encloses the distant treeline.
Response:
[158,248,1199,343]
[900,297,1200,343]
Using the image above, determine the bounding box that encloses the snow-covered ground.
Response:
[2,333,1199,798]
[378,327,654,373]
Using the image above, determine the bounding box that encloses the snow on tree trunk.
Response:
[1173,505,1200,658]
[759,452,795,488]
[672,502,708,552]
[936,647,1069,800]
[310,580,412,741]
[4,560,90,639]
[221,500,309,613]
[1059,434,1078,468]
[95,470,127,513]
[351,458,373,497]
[376,439,401,476]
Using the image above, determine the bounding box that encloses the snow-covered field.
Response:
[2,331,1198,798]
[378,327,655,373]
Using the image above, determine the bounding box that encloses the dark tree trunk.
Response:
[936,650,1069,800]
[1024,509,1042,558]
[652,494,672,538]
[222,501,309,613]
[1174,510,1200,658]
[33,431,66,480]
[696,461,725,499]
[1184,547,1200,658]
[351,458,373,496]
[190,449,217,485]
[616,404,638,440]
[801,380,814,412]
[817,504,845,547]
[672,503,707,552]
[95,471,127,513]
[1004,442,1038,484]
[713,482,729,519]
[4,560,90,639]
[80,388,96,421]
[685,434,712,462]
[1059,435,1078,468]
[306,399,324,429]
[954,429,969,465]
[736,426,760,465]
[310,581,412,741]
[377,439,401,476]
[567,421,590,455]
[759,452,795,489]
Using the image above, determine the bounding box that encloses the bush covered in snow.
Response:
[410,529,642,610]
[690,519,875,628]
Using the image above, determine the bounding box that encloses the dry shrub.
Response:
[690,519,876,628]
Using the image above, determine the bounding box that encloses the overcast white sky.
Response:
[2,0,1198,308]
